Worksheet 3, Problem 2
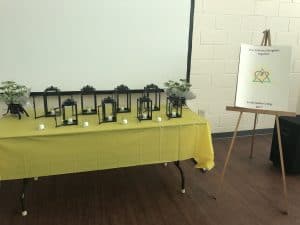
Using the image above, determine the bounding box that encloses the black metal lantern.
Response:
[166,95,183,118]
[55,98,78,127]
[137,96,152,121]
[43,86,61,117]
[144,84,161,111]
[114,84,131,113]
[80,85,97,115]
[98,96,117,124]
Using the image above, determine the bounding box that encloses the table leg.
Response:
[20,178,30,216]
[174,161,185,194]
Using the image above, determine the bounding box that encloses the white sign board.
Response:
[235,44,292,112]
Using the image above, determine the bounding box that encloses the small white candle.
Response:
[171,111,177,117]
[67,118,73,124]
[38,124,45,130]
[157,117,162,122]
[142,113,148,119]
[50,109,55,115]
[87,108,92,113]
[120,106,125,111]
[107,115,113,121]
[83,121,89,128]
[122,119,128,125]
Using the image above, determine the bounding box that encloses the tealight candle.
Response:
[67,118,73,124]
[122,119,128,125]
[171,111,177,117]
[38,124,45,131]
[83,121,89,128]
[87,108,92,113]
[120,106,125,111]
[142,113,148,119]
[157,117,162,122]
[107,115,113,121]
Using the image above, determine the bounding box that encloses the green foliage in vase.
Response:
[0,81,30,105]
[164,79,195,100]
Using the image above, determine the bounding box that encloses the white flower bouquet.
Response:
[164,79,196,102]
[0,81,30,105]
[0,81,30,119]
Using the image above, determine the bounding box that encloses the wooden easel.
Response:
[214,30,296,214]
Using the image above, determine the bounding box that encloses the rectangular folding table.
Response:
[0,108,214,215]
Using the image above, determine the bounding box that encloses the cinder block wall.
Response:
[188,0,300,133]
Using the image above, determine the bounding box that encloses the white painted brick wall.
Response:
[289,18,300,31]
[255,1,279,16]
[266,17,290,32]
[189,0,300,133]
[279,2,300,17]
[242,16,267,31]
[200,30,228,44]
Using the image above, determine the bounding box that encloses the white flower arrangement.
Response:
[0,81,30,105]
[164,79,196,100]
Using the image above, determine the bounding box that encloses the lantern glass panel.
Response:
[62,98,78,126]
[137,96,152,121]
[144,84,160,111]
[148,92,160,110]
[99,96,117,123]
[64,106,73,120]
[47,98,59,114]
[81,94,97,114]
[166,95,183,118]
[81,85,97,115]
[118,94,126,110]
[43,86,61,117]
[105,104,113,118]
[115,85,131,113]
[54,107,62,127]
[33,95,44,119]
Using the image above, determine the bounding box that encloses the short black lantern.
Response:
[144,84,161,111]
[166,95,183,118]
[55,98,78,127]
[43,86,61,117]
[137,96,152,121]
[114,84,131,113]
[80,85,97,115]
[98,96,117,124]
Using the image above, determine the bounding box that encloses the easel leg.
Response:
[213,112,243,199]
[249,113,258,158]
[275,116,289,214]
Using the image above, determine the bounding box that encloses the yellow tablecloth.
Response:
[0,108,214,180]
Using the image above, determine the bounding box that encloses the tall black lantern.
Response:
[43,86,61,117]
[81,85,97,115]
[137,96,152,121]
[166,95,183,118]
[144,84,161,111]
[98,96,117,124]
[114,84,131,113]
[55,98,78,127]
